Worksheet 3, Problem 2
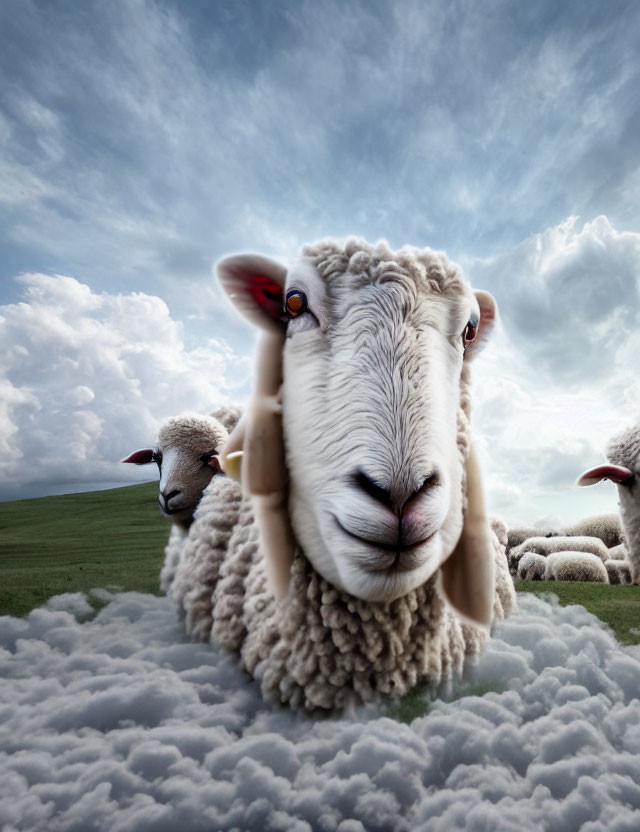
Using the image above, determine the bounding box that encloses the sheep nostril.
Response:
[354,471,394,509]
[161,489,181,509]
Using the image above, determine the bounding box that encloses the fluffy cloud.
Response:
[1,590,639,831]
[471,216,640,524]
[0,274,251,499]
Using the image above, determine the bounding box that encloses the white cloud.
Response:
[1,590,639,830]
[0,274,251,498]
[470,216,640,524]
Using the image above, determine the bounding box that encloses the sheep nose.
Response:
[161,488,181,510]
[354,471,439,516]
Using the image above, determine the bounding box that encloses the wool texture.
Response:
[604,559,632,585]
[517,552,546,581]
[508,535,609,575]
[173,479,514,711]
[157,413,229,456]
[544,551,609,583]
[606,425,640,583]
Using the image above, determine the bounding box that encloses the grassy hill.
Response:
[1,485,638,645]
[0,482,167,617]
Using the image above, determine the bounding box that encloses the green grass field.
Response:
[1,485,639,648]
[0,482,166,617]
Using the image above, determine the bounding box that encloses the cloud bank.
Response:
[471,215,640,524]
[0,274,251,499]
[1,591,639,831]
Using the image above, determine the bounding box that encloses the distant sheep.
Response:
[122,408,241,592]
[559,514,623,549]
[544,551,609,583]
[578,425,640,584]
[517,552,547,581]
[174,237,516,711]
[604,559,632,585]
[508,535,609,576]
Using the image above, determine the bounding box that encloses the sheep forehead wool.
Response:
[607,425,640,470]
[302,237,469,299]
[156,413,228,454]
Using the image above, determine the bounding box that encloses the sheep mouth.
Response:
[158,501,195,517]
[334,518,434,573]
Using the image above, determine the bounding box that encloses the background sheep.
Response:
[578,424,640,584]
[558,513,623,548]
[603,559,632,585]
[123,408,241,593]
[517,552,546,581]
[506,524,554,554]
[173,238,516,711]
[544,551,609,583]
[508,535,609,576]
[578,425,640,584]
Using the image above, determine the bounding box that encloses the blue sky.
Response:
[1,0,639,523]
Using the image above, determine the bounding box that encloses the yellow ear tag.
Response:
[223,451,244,483]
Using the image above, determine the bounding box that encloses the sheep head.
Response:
[122,413,229,528]
[218,239,498,624]
[578,424,640,583]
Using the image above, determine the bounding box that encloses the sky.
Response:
[1,0,640,524]
[2,589,640,830]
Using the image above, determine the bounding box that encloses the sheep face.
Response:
[123,414,228,529]
[219,239,497,606]
[282,256,481,601]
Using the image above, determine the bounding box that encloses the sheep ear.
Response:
[464,291,497,362]
[221,330,296,599]
[121,449,155,465]
[217,254,287,332]
[576,464,634,486]
[440,441,495,627]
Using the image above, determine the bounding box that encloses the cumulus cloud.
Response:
[1,590,639,831]
[0,274,251,499]
[471,216,640,524]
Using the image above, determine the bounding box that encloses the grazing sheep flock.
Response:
[123,240,639,712]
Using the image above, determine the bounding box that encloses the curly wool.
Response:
[157,413,229,456]
[209,405,243,435]
[159,525,188,594]
[174,477,514,711]
[544,551,609,583]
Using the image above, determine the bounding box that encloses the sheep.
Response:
[558,514,623,549]
[506,524,554,554]
[578,424,640,584]
[508,535,610,576]
[544,551,609,583]
[122,408,241,593]
[607,542,627,559]
[517,552,547,581]
[603,559,632,585]
[172,238,516,712]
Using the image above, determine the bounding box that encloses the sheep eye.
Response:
[152,450,162,467]
[463,313,479,345]
[284,289,307,319]
[200,450,220,470]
